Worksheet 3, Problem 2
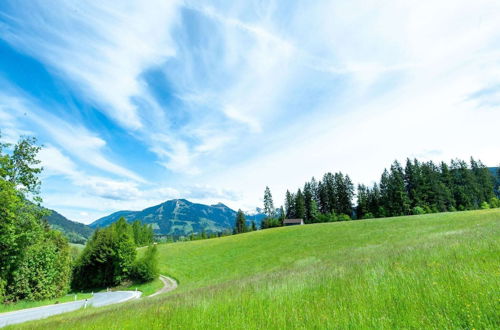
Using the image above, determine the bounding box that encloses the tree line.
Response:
[256,157,499,229]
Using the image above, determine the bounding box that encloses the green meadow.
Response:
[15,209,500,329]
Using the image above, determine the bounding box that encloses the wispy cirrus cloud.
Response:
[1,0,500,222]
[0,0,180,131]
[0,87,145,183]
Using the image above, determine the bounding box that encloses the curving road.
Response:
[0,291,141,328]
[148,275,177,298]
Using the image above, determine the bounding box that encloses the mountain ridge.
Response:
[43,209,94,244]
[89,199,265,237]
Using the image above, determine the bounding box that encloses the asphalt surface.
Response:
[0,291,141,328]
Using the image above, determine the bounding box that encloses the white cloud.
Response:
[2,0,500,219]
[0,89,145,182]
[1,0,180,130]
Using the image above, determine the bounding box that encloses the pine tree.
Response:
[470,158,495,203]
[322,173,336,214]
[496,166,500,197]
[279,206,285,225]
[334,173,354,216]
[356,184,369,219]
[310,199,319,223]
[303,182,314,223]
[263,186,275,219]
[284,190,296,218]
[251,221,257,231]
[295,189,306,219]
[234,209,247,234]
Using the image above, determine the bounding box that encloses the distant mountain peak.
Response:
[211,202,229,208]
[89,198,266,236]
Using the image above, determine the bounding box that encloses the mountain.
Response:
[488,167,498,178]
[90,199,266,237]
[44,209,94,244]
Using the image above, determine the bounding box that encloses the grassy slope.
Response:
[16,209,500,329]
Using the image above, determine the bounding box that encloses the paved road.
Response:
[0,291,141,328]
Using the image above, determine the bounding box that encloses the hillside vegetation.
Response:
[18,209,500,329]
[44,209,94,244]
[90,199,265,237]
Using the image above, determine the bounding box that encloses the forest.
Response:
[257,158,499,229]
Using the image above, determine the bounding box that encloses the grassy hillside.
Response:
[17,209,500,329]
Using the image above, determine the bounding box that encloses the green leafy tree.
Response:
[72,217,137,289]
[0,134,72,302]
[131,245,159,283]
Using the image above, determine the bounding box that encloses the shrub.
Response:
[480,202,490,210]
[316,212,337,223]
[362,212,374,219]
[337,214,351,221]
[489,197,500,208]
[131,245,159,283]
[412,206,425,215]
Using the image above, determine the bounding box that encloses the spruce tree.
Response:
[285,190,296,218]
[295,189,306,219]
[263,186,275,219]
[234,209,247,234]
[303,182,314,223]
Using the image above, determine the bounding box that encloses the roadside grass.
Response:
[14,209,500,329]
[0,293,92,314]
[112,278,164,297]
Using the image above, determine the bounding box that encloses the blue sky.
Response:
[1,0,499,223]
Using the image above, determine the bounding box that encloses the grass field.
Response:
[14,209,500,329]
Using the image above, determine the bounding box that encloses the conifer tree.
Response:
[285,190,296,218]
[251,221,257,231]
[234,209,247,234]
[295,189,306,219]
[303,182,314,223]
[263,186,275,219]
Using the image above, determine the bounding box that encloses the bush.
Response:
[412,206,426,215]
[362,212,374,219]
[316,212,337,223]
[480,201,490,210]
[131,245,159,283]
[337,214,351,221]
[489,197,500,208]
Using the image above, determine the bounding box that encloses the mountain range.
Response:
[43,209,94,244]
[89,199,265,237]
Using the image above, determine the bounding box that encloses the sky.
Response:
[1,0,499,224]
